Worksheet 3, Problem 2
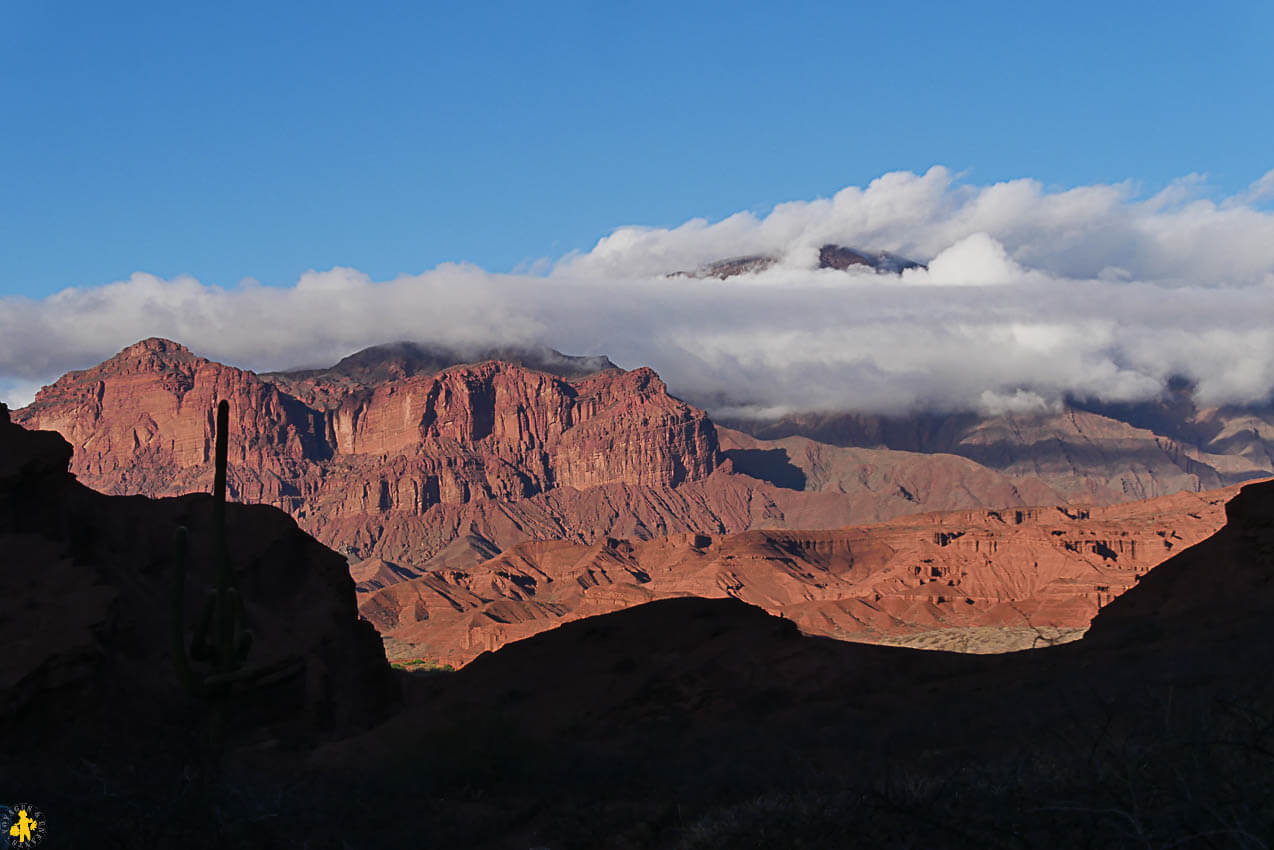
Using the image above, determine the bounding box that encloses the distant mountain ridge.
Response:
[722,399,1274,503]
[262,341,619,409]
[670,242,925,279]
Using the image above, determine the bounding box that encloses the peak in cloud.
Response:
[4,167,1274,416]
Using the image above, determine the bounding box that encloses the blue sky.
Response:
[2,0,1271,298]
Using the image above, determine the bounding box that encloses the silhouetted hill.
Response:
[0,403,397,775]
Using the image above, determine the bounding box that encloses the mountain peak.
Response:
[672,244,925,279]
[122,337,190,355]
[99,337,203,373]
[266,340,619,389]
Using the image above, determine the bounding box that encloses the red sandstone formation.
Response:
[14,339,720,559]
[16,339,1083,575]
[362,484,1238,666]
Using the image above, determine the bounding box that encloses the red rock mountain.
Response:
[16,337,715,497]
[16,339,1073,574]
[14,338,720,555]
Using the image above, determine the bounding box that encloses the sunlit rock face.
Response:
[14,337,720,557]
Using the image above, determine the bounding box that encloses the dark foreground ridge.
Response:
[0,405,399,789]
[3,404,1274,848]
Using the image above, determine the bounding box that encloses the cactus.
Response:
[173,400,302,707]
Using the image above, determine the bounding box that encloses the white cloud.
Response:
[901,232,1024,286]
[1226,168,1274,208]
[978,389,1056,417]
[4,167,1274,416]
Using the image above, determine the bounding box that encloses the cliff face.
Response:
[322,362,717,493]
[14,338,328,505]
[14,338,721,560]
[19,338,1092,577]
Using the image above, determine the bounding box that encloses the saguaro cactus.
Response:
[173,400,301,703]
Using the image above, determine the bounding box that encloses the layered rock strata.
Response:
[362,484,1238,666]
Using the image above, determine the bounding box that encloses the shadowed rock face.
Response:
[726,404,1274,503]
[261,340,620,404]
[333,481,1274,766]
[816,244,924,273]
[0,408,398,756]
[1085,477,1274,646]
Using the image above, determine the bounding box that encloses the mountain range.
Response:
[13,337,1273,664]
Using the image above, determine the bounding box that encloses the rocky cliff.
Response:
[14,338,721,562]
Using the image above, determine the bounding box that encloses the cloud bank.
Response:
[4,166,1274,417]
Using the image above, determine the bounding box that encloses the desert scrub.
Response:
[390,658,455,674]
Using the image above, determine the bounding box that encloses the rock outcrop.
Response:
[0,408,398,754]
[1085,476,1274,646]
